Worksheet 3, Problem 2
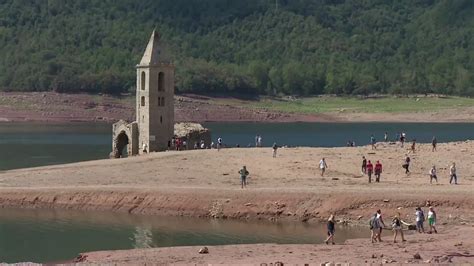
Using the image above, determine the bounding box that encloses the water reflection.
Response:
[0,208,367,263]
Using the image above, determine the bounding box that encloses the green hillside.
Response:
[0,0,473,96]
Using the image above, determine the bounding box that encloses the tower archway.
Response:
[114,131,130,158]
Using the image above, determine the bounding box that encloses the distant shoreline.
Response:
[1,92,473,124]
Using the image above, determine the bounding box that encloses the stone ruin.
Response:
[174,123,211,150]
[111,31,211,158]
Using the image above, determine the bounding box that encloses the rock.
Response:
[413,253,422,260]
[245,203,253,206]
[383,199,390,202]
[454,242,463,247]
[331,177,339,181]
[357,215,363,220]
[372,254,377,258]
[198,247,209,254]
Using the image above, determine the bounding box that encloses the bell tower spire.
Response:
[136,30,175,153]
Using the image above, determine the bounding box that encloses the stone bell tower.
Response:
[136,30,175,153]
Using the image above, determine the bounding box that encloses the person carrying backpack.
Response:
[369,213,379,243]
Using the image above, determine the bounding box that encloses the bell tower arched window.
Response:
[141,71,146,90]
[158,72,165,92]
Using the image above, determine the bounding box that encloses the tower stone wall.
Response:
[135,31,175,153]
[112,30,210,158]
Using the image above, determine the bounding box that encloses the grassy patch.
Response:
[241,96,474,114]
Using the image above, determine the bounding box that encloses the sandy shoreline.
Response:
[0,141,473,263]
[75,226,474,264]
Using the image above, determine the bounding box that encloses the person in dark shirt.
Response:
[432,136,437,152]
[325,215,336,245]
[361,156,367,175]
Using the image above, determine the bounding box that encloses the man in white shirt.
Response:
[319,158,328,177]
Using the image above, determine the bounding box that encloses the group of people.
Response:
[361,156,383,183]
[429,162,458,185]
[326,206,439,245]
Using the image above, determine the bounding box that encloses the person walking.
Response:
[367,160,374,183]
[410,139,416,153]
[319,158,328,177]
[239,166,249,189]
[400,132,406,147]
[325,215,336,245]
[432,136,437,152]
[402,156,411,174]
[361,156,367,175]
[392,213,408,243]
[415,207,425,233]
[374,160,382,182]
[369,212,379,243]
[376,209,386,242]
[384,132,388,142]
[217,137,223,151]
[370,135,377,150]
[449,162,458,184]
[272,142,279,158]
[429,165,438,184]
[427,206,438,234]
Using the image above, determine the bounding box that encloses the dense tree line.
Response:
[0,0,473,96]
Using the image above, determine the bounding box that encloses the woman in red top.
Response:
[375,161,383,182]
[367,160,374,183]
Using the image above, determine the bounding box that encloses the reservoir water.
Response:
[0,122,473,171]
[0,208,367,263]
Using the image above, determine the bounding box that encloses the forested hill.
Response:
[1,0,473,96]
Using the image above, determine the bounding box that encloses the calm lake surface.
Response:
[0,208,367,263]
[0,122,473,170]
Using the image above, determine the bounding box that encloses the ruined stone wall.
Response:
[174,123,211,149]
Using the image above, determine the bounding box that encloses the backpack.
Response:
[369,216,376,229]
